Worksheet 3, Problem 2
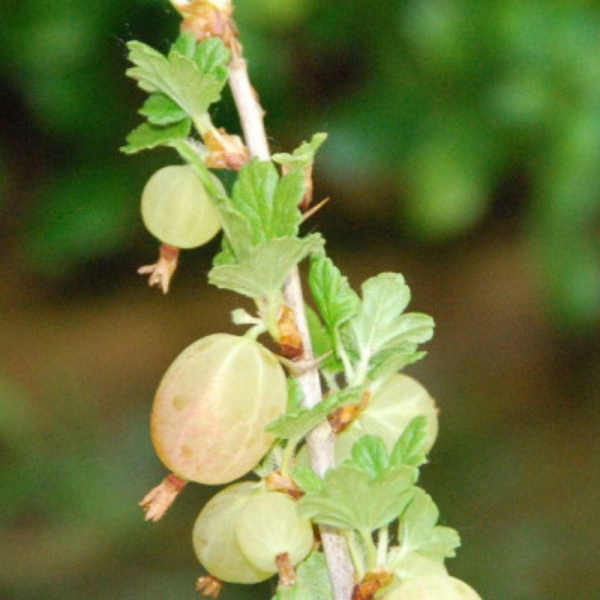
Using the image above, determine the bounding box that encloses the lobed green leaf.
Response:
[367,349,427,383]
[343,272,435,381]
[309,254,360,335]
[349,434,390,478]
[298,463,416,532]
[139,93,188,126]
[292,466,324,495]
[208,234,324,298]
[390,416,429,468]
[168,138,257,261]
[266,385,363,441]
[192,37,231,86]
[232,159,305,244]
[396,489,461,561]
[125,40,225,122]
[272,133,328,171]
[120,120,191,154]
[171,32,197,58]
[304,305,345,375]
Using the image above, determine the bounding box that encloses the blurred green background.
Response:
[1,1,599,599]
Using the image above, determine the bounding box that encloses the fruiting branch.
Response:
[123,3,483,599]
[219,11,355,600]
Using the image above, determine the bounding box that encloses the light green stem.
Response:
[334,328,354,382]
[343,530,366,581]
[280,436,300,479]
[376,525,389,567]
[193,113,212,137]
[359,528,378,571]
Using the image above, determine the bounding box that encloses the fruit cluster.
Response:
[122,6,485,599]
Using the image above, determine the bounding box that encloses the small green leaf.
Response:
[396,489,461,560]
[292,466,324,494]
[351,273,411,350]
[193,37,231,86]
[343,273,435,380]
[232,160,277,244]
[120,120,192,154]
[232,159,305,244]
[125,40,225,122]
[139,93,188,125]
[305,304,332,355]
[350,434,390,478]
[171,32,197,58]
[212,237,236,266]
[267,385,363,440]
[272,169,306,234]
[309,254,360,334]
[390,416,428,468]
[170,34,230,85]
[367,349,427,383]
[298,463,415,532]
[272,133,328,171]
[305,305,344,375]
[254,443,285,478]
[274,552,333,600]
[208,234,324,298]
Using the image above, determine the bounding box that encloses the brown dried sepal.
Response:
[138,243,180,294]
[328,389,371,434]
[265,470,304,499]
[352,568,394,600]
[276,552,297,588]
[204,127,250,170]
[278,304,304,361]
[139,473,188,522]
[196,574,224,598]
[173,0,240,52]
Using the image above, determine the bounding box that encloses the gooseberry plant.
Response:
[122,1,484,599]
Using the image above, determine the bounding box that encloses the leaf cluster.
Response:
[293,421,459,579]
[122,34,328,304]
[207,159,323,299]
[294,419,428,533]
[122,33,230,154]
[308,255,435,387]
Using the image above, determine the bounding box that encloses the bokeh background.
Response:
[1,1,599,599]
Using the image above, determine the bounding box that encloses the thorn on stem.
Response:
[302,196,331,222]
